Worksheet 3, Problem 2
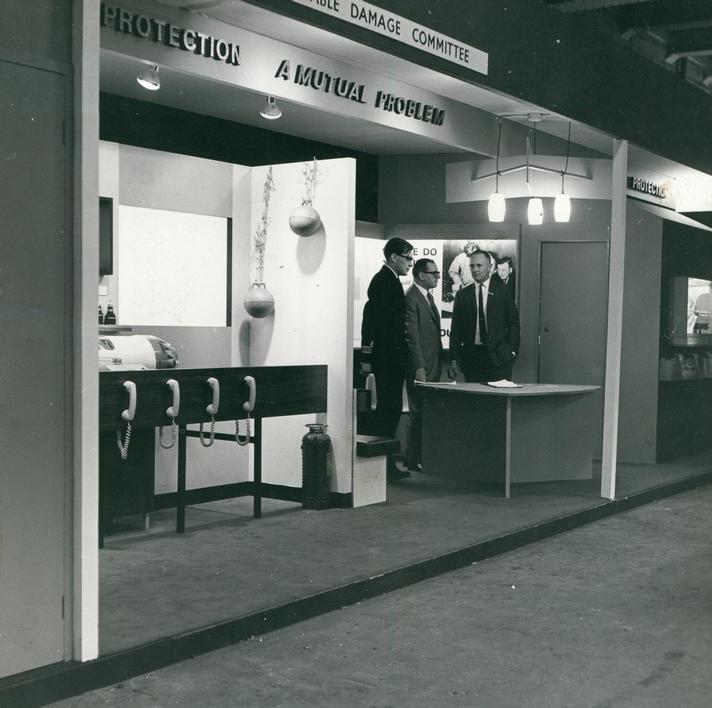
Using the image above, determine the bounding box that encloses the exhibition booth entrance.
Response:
[92,0,712,660]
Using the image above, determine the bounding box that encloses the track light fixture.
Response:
[136,65,160,91]
[487,119,506,222]
[477,115,588,226]
[260,96,282,120]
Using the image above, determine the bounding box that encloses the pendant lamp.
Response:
[527,198,544,225]
[487,119,506,222]
[554,122,573,223]
[554,191,571,223]
[525,127,544,225]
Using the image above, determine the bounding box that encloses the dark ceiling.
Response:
[543,0,712,94]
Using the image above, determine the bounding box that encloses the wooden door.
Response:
[538,241,608,456]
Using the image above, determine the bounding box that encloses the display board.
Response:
[117,205,229,326]
[354,237,518,348]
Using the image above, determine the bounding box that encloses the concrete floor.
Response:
[51,482,712,707]
[99,451,712,654]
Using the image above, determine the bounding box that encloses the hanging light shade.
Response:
[527,197,544,225]
[260,96,282,120]
[554,123,573,223]
[554,192,571,223]
[136,65,160,91]
[488,191,506,222]
[487,119,506,223]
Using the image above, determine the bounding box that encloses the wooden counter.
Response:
[418,382,600,497]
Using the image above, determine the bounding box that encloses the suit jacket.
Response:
[405,285,443,381]
[361,265,407,374]
[449,278,520,368]
[491,271,516,300]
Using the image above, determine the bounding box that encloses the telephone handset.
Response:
[365,373,378,411]
[200,377,220,448]
[235,375,257,447]
[159,379,180,449]
[243,375,256,412]
[165,379,180,419]
[117,380,137,460]
[206,377,220,416]
[121,381,137,422]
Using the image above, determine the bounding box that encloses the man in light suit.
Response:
[448,250,520,383]
[360,237,414,479]
[405,258,443,471]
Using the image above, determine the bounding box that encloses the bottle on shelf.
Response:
[98,305,104,324]
[104,301,117,325]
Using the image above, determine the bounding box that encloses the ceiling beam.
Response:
[543,0,651,11]
[616,3,712,38]
[665,28,712,62]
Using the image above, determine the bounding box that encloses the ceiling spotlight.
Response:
[260,96,282,120]
[136,65,160,91]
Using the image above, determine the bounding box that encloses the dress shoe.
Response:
[387,460,411,481]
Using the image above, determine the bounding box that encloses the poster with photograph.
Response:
[354,237,518,349]
[440,239,518,320]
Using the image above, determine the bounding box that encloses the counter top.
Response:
[416,382,600,397]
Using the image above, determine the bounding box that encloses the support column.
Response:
[601,139,628,500]
[73,0,100,662]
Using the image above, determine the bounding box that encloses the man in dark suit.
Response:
[491,256,516,300]
[448,250,520,383]
[405,258,443,471]
[360,237,414,479]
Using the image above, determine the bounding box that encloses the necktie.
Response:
[477,284,488,343]
[427,291,439,321]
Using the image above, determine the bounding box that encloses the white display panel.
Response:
[117,205,228,326]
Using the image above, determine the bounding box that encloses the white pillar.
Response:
[73,0,100,661]
[601,139,628,500]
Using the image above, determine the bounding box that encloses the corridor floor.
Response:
[98,451,712,654]
[49,483,712,707]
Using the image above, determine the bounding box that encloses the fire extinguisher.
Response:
[301,423,332,509]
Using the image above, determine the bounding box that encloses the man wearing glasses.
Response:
[360,237,414,480]
[405,258,443,472]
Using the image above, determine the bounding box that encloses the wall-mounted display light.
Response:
[136,65,160,91]
[260,96,282,120]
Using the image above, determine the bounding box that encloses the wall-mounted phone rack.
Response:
[99,365,328,545]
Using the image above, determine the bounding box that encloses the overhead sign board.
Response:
[101,0,499,155]
[627,173,675,210]
[288,0,488,74]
